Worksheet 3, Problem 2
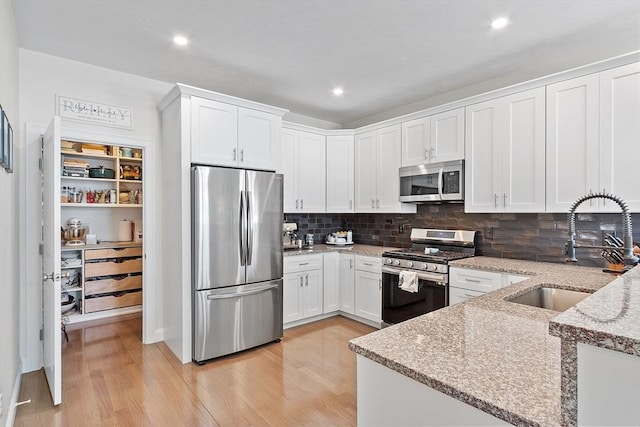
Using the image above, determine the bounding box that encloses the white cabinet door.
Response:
[281,128,299,212]
[283,273,304,323]
[355,270,381,323]
[339,254,355,314]
[326,135,355,212]
[376,124,402,211]
[546,74,600,213]
[599,62,640,213]
[430,108,464,163]
[465,100,501,213]
[465,88,545,213]
[191,97,238,166]
[401,117,430,167]
[323,253,340,314]
[297,132,326,212]
[501,88,546,212]
[355,130,378,212]
[304,269,324,318]
[238,108,280,171]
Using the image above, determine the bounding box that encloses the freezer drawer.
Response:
[193,279,283,362]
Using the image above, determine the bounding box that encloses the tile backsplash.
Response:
[285,203,640,267]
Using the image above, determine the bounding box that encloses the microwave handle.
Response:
[437,167,444,200]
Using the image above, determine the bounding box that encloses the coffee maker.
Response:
[283,222,299,250]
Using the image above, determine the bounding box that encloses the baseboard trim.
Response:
[6,360,22,427]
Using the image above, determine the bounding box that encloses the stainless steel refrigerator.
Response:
[191,165,283,363]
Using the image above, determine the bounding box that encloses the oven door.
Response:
[381,266,447,326]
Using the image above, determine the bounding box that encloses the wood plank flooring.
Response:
[14,315,374,426]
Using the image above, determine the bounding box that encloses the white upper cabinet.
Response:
[546,74,600,212]
[326,135,355,213]
[401,108,464,167]
[281,128,326,213]
[191,97,281,170]
[599,62,640,213]
[465,88,545,213]
[546,62,640,213]
[355,125,416,213]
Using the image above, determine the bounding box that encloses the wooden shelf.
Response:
[61,151,115,161]
[61,203,142,208]
[61,176,117,183]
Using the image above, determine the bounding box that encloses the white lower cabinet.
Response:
[339,254,355,314]
[354,255,382,323]
[449,267,529,305]
[283,255,323,324]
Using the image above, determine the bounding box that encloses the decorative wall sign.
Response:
[57,96,132,129]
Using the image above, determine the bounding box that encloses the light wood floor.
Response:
[14,315,374,426]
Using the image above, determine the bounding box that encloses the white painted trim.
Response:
[353,51,640,134]
[282,121,355,136]
[6,360,22,427]
[65,305,142,324]
[158,83,289,116]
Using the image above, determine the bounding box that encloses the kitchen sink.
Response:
[506,286,592,312]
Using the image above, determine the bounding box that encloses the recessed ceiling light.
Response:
[491,17,509,30]
[173,35,189,46]
[332,88,344,96]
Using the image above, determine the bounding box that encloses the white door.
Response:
[375,124,402,211]
[501,88,546,212]
[354,270,381,323]
[401,117,430,166]
[546,74,600,212]
[283,273,304,323]
[297,132,326,212]
[599,62,640,212]
[354,131,378,212]
[280,128,298,212]
[430,108,465,163]
[303,270,324,318]
[238,108,280,171]
[339,254,355,314]
[326,135,354,212]
[42,117,62,405]
[190,97,238,167]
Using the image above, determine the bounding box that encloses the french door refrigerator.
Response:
[192,165,283,363]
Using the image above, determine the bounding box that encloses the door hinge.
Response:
[39,243,44,255]
[39,329,43,341]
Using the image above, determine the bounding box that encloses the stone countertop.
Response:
[283,243,398,258]
[349,256,631,426]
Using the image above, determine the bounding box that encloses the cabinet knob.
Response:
[43,271,70,282]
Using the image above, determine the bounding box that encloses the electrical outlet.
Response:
[399,224,405,234]
[484,227,494,239]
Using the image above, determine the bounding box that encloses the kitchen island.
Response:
[349,258,639,426]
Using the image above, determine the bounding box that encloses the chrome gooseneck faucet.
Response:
[565,191,639,271]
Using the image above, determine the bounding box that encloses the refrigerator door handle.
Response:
[246,190,253,266]
[206,283,278,300]
[239,190,246,266]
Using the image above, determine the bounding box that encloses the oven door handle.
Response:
[382,266,447,285]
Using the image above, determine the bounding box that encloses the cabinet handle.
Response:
[464,278,481,283]
[430,147,435,160]
[300,276,303,287]
[349,200,352,210]
[379,278,382,290]
[349,259,353,269]
[233,148,237,161]
[363,262,373,267]
[298,262,309,266]
[295,199,299,209]
[371,199,375,208]
[425,148,429,160]
[463,293,476,298]
[240,149,244,162]
[376,199,380,208]
[305,274,309,286]
[300,199,304,209]
[503,193,507,207]
[494,194,498,208]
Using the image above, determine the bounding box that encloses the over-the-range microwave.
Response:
[399,160,464,203]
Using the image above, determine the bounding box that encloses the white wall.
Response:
[0,2,21,425]
[19,49,173,372]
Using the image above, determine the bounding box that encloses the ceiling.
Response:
[12,0,640,128]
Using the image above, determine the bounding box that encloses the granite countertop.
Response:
[349,256,637,426]
[283,243,397,258]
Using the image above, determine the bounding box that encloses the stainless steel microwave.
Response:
[399,160,464,203]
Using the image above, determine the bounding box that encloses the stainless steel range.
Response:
[381,228,476,326]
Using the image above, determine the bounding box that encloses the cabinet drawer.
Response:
[355,256,381,274]
[84,290,142,313]
[449,267,502,293]
[85,258,142,278]
[284,254,322,274]
[85,274,142,296]
[449,287,484,305]
[85,246,142,260]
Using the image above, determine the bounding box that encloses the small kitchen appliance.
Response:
[283,222,299,250]
[381,228,476,326]
[64,218,86,246]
